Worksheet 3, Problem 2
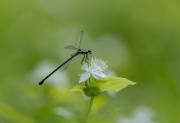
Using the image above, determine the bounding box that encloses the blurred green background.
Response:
[0,0,179,123]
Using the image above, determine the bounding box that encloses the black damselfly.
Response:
[38,31,92,85]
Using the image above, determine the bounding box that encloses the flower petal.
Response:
[96,59,108,70]
[91,64,103,72]
[90,59,107,73]
[92,71,107,79]
[80,58,109,82]
[79,72,90,83]
[81,63,89,71]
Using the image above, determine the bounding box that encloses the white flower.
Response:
[54,107,75,119]
[117,107,157,123]
[79,58,108,83]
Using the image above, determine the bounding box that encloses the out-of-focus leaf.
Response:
[0,102,37,123]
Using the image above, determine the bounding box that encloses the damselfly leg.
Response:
[81,55,86,65]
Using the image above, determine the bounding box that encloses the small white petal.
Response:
[92,71,107,79]
[81,63,89,71]
[96,59,108,70]
[79,72,90,83]
[80,58,109,82]
[91,64,103,72]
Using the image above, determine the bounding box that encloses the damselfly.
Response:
[38,31,92,85]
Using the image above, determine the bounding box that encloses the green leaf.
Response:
[71,77,135,95]
[96,77,136,92]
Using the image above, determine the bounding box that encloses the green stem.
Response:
[84,96,94,123]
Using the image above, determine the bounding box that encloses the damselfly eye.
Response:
[88,50,92,54]
[78,49,82,52]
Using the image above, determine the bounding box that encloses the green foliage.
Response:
[0,0,180,123]
[0,102,37,123]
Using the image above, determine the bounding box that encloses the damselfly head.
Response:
[88,49,92,54]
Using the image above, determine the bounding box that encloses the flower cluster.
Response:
[79,58,108,83]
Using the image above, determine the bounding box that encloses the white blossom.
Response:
[54,107,74,119]
[117,107,157,123]
[79,58,108,83]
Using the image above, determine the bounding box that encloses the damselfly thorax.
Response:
[78,48,92,54]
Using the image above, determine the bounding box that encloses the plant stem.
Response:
[84,96,94,123]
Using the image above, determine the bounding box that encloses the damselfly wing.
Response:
[64,30,84,50]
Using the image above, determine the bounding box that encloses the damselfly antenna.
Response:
[39,31,92,85]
